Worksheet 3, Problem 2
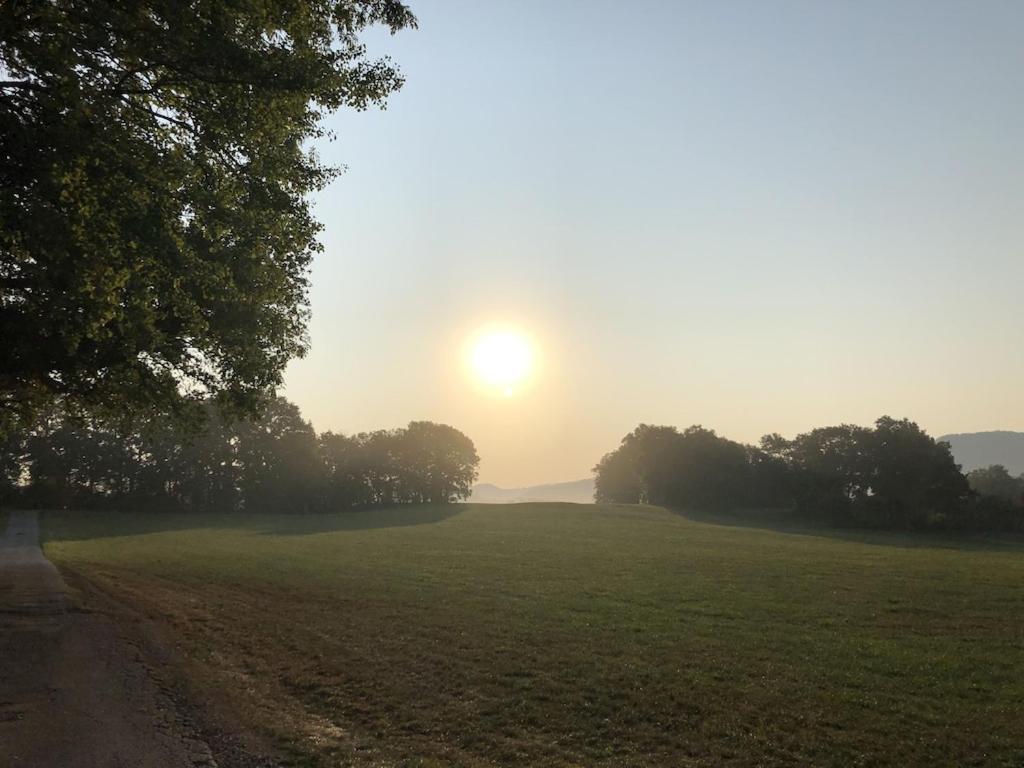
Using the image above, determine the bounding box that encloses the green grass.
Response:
[42,504,1024,767]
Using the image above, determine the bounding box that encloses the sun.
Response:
[469,328,534,396]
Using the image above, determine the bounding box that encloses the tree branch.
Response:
[0,79,46,91]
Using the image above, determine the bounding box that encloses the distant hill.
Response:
[470,478,595,504]
[939,431,1024,476]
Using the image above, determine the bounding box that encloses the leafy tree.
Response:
[966,465,1024,505]
[359,429,402,506]
[593,425,682,505]
[745,443,792,508]
[762,424,873,521]
[763,418,970,528]
[154,404,240,512]
[597,416,978,530]
[319,431,374,508]
[667,426,751,510]
[593,444,642,504]
[860,417,970,528]
[594,424,755,510]
[0,426,22,504]
[395,421,479,503]
[0,1,416,432]
[234,397,323,512]
[3,403,479,512]
[321,422,479,507]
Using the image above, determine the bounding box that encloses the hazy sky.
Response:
[283,0,1024,487]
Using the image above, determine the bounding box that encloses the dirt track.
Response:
[0,510,271,768]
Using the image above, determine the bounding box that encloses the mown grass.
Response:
[42,504,1024,767]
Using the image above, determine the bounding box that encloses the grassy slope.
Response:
[43,504,1024,767]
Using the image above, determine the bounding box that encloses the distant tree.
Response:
[395,421,479,503]
[762,418,970,529]
[966,465,1024,505]
[320,422,479,508]
[744,443,792,508]
[667,426,752,510]
[0,426,22,504]
[19,414,77,508]
[358,429,402,506]
[16,408,135,508]
[320,431,373,508]
[0,1,416,432]
[157,405,240,512]
[594,424,756,510]
[593,445,642,504]
[762,424,873,521]
[234,397,323,512]
[593,425,682,505]
[0,399,478,513]
[595,416,978,530]
[860,417,970,528]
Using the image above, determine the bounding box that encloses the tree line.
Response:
[0,398,478,513]
[965,465,1024,508]
[594,417,1023,532]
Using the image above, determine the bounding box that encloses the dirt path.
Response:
[0,510,234,767]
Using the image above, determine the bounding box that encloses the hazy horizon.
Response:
[282,0,1024,487]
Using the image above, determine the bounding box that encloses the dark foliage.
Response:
[596,417,1020,533]
[320,421,479,507]
[0,397,478,512]
[594,425,784,510]
[966,464,1024,504]
[0,1,416,432]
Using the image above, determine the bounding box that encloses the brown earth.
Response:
[0,510,277,768]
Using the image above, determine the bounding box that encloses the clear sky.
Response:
[282,0,1024,487]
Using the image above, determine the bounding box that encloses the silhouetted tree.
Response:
[320,422,478,508]
[594,424,755,510]
[761,424,873,522]
[594,425,682,504]
[158,405,240,512]
[2,398,482,512]
[395,421,479,503]
[668,426,752,510]
[0,427,22,504]
[765,418,970,528]
[593,445,642,504]
[859,417,970,528]
[966,465,1024,505]
[319,431,373,508]
[745,444,792,508]
[235,398,324,513]
[596,416,987,531]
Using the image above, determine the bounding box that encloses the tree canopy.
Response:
[0,0,416,432]
[595,417,1019,532]
[594,424,764,510]
[966,465,1024,505]
[762,417,971,528]
[321,421,479,507]
[0,398,478,512]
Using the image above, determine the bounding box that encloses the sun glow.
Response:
[468,328,534,396]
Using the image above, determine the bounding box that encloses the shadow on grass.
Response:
[35,502,1024,553]
[674,506,1024,553]
[256,505,462,536]
[37,504,465,543]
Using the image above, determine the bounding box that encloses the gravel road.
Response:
[0,510,241,767]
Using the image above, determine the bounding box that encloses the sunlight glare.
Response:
[469,329,534,395]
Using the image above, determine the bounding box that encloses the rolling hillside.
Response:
[470,478,594,504]
[43,504,1024,767]
[940,431,1024,475]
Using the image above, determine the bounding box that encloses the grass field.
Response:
[43,504,1024,767]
